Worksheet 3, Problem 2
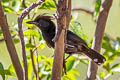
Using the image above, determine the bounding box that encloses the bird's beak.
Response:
[26,21,36,24]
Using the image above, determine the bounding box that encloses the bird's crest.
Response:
[34,14,54,21]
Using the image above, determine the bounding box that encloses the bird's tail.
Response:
[83,48,106,65]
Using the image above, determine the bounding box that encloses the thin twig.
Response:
[72,7,94,15]
[21,0,27,8]
[33,36,40,80]
[21,0,39,79]
[0,34,16,42]
[30,38,39,80]
[18,0,45,80]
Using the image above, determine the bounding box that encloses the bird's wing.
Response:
[67,30,87,46]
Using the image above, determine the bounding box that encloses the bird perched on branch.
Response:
[26,15,106,65]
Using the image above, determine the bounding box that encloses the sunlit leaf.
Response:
[8,64,15,77]
[99,72,106,78]
[33,54,37,65]
[3,5,14,12]
[66,57,75,72]
[24,30,40,37]
[39,0,56,10]
[70,68,80,76]
[4,69,15,76]
[38,41,46,50]
[63,69,79,80]
[27,59,33,79]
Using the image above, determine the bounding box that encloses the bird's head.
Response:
[26,15,54,30]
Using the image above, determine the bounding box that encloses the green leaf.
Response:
[0,29,2,36]
[26,43,35,50]
[3,5,14,12]
[70,21,82,37]
[66,57,76,72]
[13,37,20,44]
[99,72,106,78]
[94,0,101,16]
[12,0,17,7]
[24,30,40,37]
[102,36,115,52]
[70,21,88,43]
[8,64,15,76]
[39,0,56,10]
[0,62,5,80]
[63,69,79,80]
[111,64,120,70]
[4,69,15,76]
[2,0,11,2]
[38,41,46,50]
[80,59,89,64]
[27,59,33,79]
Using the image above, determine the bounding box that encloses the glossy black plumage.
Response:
[26,15,106,65]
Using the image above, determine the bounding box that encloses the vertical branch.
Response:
[66,0,71,28]
[21,0,39,79]
[30,38,39,80]
[86,0,113,80]
[0,0,24,80]
[18,0,45,80]
[32,36,40,80]
[51,0,69,80]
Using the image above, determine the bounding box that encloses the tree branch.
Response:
[51,0,71,80]
[72,7,94,15]
[0,0,24,80]
[18,0,45,80]
[0,34,16,42]
[86,0,113,80]
[29,38,39,80]
[21,0,27,8]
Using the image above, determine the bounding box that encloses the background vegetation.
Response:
[0,0,120,80]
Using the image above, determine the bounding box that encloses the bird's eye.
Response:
[40,19,49,27]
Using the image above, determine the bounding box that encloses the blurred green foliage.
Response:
[0,0,120,80]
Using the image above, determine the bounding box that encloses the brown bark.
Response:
[18,0,45,80]
[0,0,24,80]
[86,0,113,80]
[51,0,71,80]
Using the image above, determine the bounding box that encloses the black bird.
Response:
[26,15,106,65]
